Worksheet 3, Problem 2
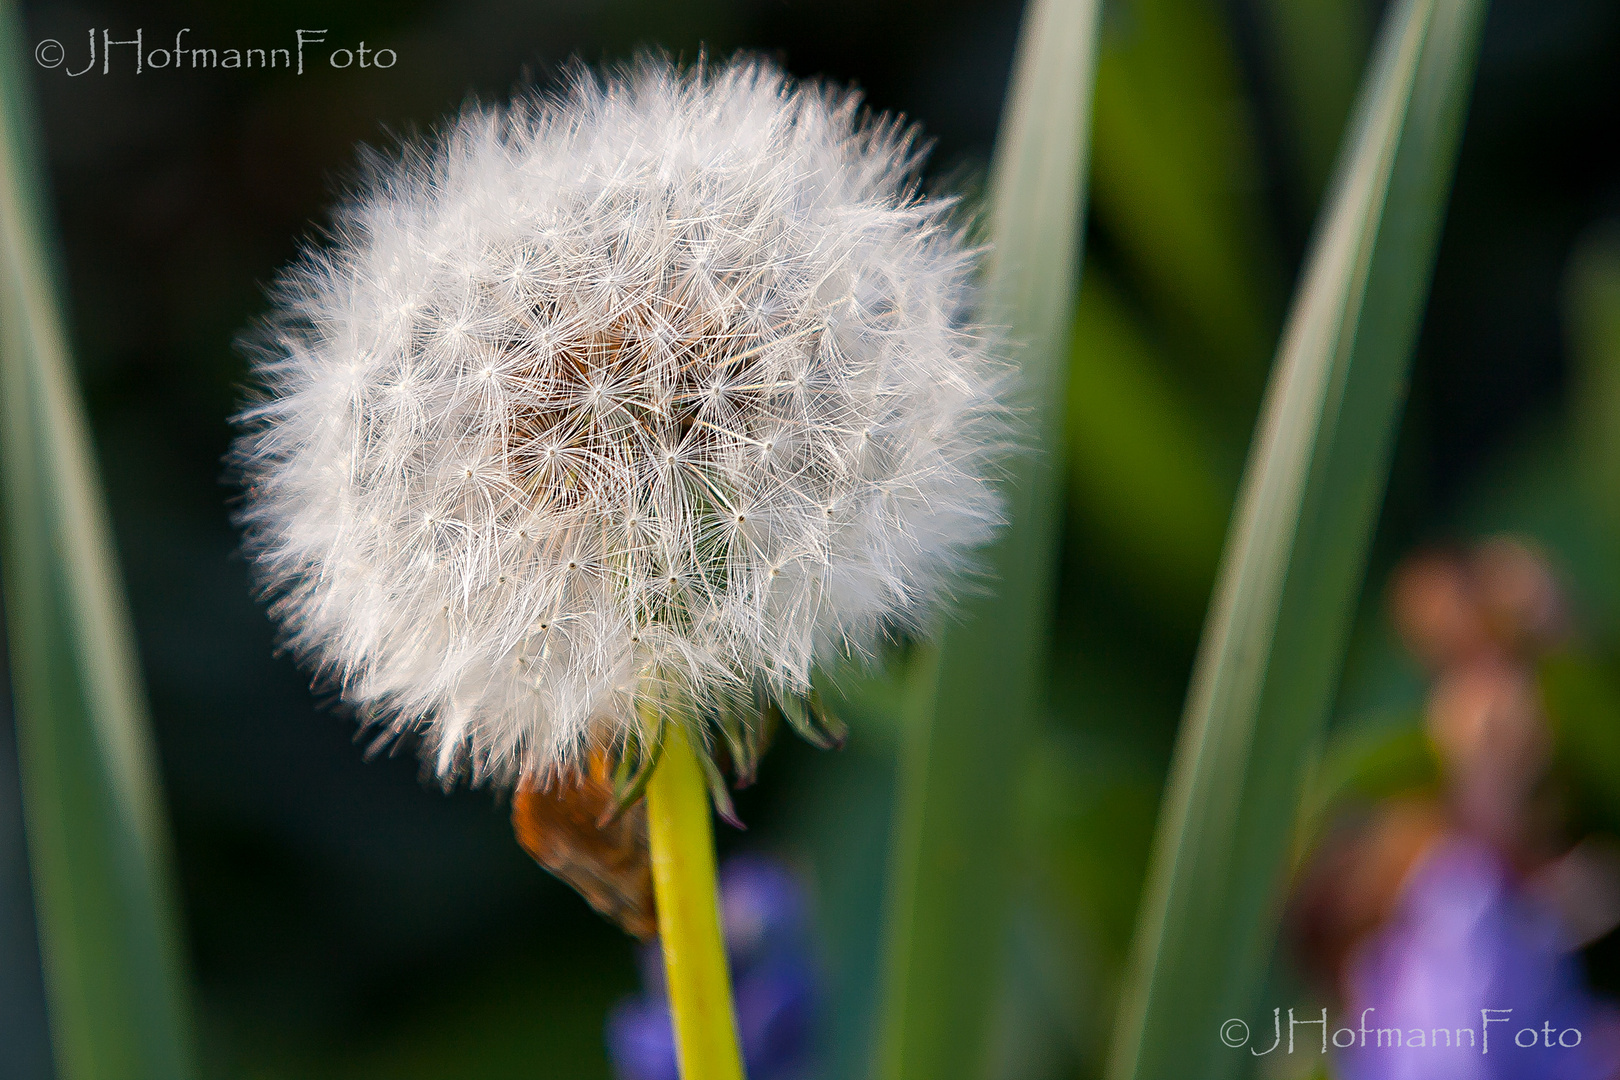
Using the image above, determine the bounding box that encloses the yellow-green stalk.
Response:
[646,724,745,1080]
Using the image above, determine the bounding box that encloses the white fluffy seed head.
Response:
[233,55,1009,786]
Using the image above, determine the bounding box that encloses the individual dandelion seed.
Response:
[232,54,1009,791]
[233,54,1009,1080]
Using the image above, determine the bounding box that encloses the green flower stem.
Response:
[646,723,744,1080]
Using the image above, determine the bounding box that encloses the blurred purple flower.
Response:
[607,855,818,1080]
[1339,837,1619,1080]
[721,855,808,967]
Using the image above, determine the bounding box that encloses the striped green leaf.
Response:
[1105,1,1487,1077]
[873,1,1101,1077]
[0,3,195,1077]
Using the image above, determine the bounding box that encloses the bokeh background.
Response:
[4,0,1620,1077]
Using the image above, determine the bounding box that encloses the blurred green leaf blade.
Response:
[1566,232,1620,548]
[1540,651,1620,834]
[1066,268,1231,617]
[1104,0,1488,1077]
[1253,0,1373,203]
[874,0,1101,1076]
[0,3,195,1077]
[1073,0,1285,620]
[1089,0,1279,395]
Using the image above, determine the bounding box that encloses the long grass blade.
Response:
[1566,232,1620,546]
[1088,0,1278,391]
[1066,269,1231,616]
[1104,0,1488,1077]
[0,3,195,1077]
[873,0,1101,1076]
[1252,0,1373,202]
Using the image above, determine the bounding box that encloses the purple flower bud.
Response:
[735,959,817,1078]
[722,854,808,968]
[1339,838,1620,1080]
[605,998,679,1080]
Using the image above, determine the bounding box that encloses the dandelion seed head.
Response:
[233,55,1008,785]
